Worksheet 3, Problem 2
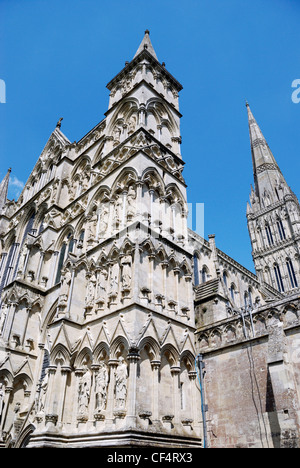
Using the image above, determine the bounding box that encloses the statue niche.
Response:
[84,272,97,317]
[114,357,128,414]
[57,268,72,315]
[95,362,109,413]
[126,186,136,222]
[120,254,132,302]
[95,268,108,312]
[77,366,92,422]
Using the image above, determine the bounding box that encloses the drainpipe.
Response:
[195,354,208,448]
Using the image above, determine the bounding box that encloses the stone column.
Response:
[189,371,200,435]
[66,267,75,318]
[151,360,161,422]
[57,366,72,427]
[45,366,58,428]
[89,364,99,426]
[3,302,16,344]
[135,181,143,222]
[171,365,181,425]
[0,386,13,436]
[49,251,59,287]
[126,349,140,426]
[106,360,118,424]
[20,306,31,348]
[72,369,83,427]
[36,252,45,284]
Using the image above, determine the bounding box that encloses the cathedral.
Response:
[0,31,299,449]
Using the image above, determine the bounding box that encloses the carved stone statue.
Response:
[109,263,119,297]
[121,255,132,290]
[85,273,97,310]
[126,186,136,219]
[96,269,108,301]
[95,362,109,412]
[87,212,97,242]
[37,369,49,414]
[0,303,8,336]
[113,196,123,227]
[113,126,121,142]
[115,357,128,410]
[78,368,92,417]
[58,268,72,308]
[16,243,28,279]
[0,383,5,419]
[98,204,109,237]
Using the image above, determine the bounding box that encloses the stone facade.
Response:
[0,31,299,449]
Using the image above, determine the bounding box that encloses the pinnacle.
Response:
[134,29,158,61]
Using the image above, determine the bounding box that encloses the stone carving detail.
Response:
[108,262,119,303]
[126,186,136,221]
[96,269,108,310]
[87,212,97,245]
[98,204,109,238]
[115,357,128,410]
[0,382,5,420]
[36,369,49,415]
[113,196,122,228]
[0,303,8,335]
[58,268,72,311]
[16,243,28,279]
[78,368,92,420]
[84,272,97,315]
[121,255,132,291]
[95,362,109,412]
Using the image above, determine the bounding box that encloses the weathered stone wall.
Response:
[196,298,300,448]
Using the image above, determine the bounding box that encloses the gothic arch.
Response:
[110,336,129,360]
[71,156,92,180]
[14,423,35,448]
[0,369,13,388]
[138,336,160,361]
[180,350,195,372]
[87,185,111,215]
[16,207,36,244]
[51,344,71,368]
[94,342,110,364]
[107,98,139,136]
[54,225,75,251]
[111,167,138,197]
[165,183,186,211]
[74,347,93,369]
[92,140,106,166]
[160,343,180,367]
[146,98,178,135]
[141,168,165,196]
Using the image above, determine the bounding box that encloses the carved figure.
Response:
[95,362,109,411]
[115,357,128,410]
[126,186,136,219]
[0,304,8,335]
[58,268,72,307]
[109,263,119,296]
[0,383,5,419]
[85,273,97,308]
[38,369,49,414]
[121,255,132,290]
[96,269,108,300]
[78,369,92,416]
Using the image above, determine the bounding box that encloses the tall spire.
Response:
[0,168,11,211]
[134,29,158,61]
[246,102,289,204]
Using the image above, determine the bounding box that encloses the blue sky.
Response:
[0,0,300,272]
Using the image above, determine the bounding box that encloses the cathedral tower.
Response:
[0,31,201,448]
[246,103,300,294]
